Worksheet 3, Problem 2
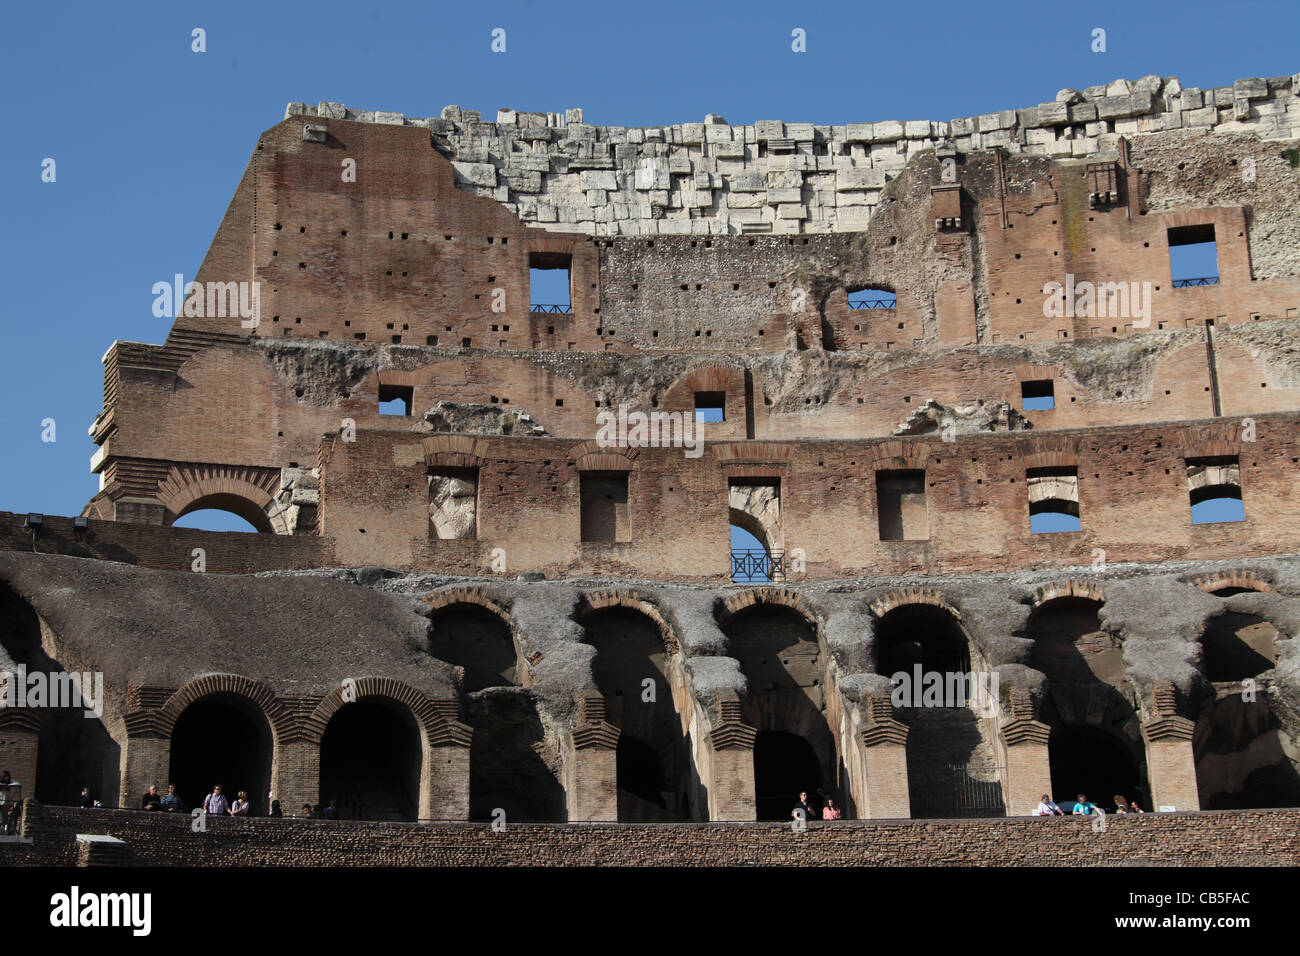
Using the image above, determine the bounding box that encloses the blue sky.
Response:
[1,0,1295,526]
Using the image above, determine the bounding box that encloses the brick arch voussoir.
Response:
[1190,570,1275,596]
[306,677,470,748]
[157,674,294,742]
[578,590,681,654]
[1031,580,1107,607]
[717,587,819,633]
[868,588,962,621]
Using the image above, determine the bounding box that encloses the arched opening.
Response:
[754,731,821,820]
[730,521,772,583]
[1191,485,1244,524]
[429,605,516,692]
[875,605,971,679]
[1202,613,1277,682]
[467,689,565,822]
[581,606,690,821]
[875,605,1001,817]
[1029,500,1081,534]
[1195,696,1300,809]
[1049,725,1147,811]
[171,509,262,533]
[1028,598,1121,685]
[319,699,421,821]
[170,493,273,533]
[724,604,838,817]
[169,694,273,814]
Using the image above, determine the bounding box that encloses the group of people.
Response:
[793,791,842,820]
[1034,792,1145,815]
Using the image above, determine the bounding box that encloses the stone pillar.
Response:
[563,694,619,822]
[423,700,473,821]
[120,732,170,809]
[856,696,911,819]
[273,739,320,817]
[706,694,756,821]
[1141,681,1200,812]
[999,689,1053,817]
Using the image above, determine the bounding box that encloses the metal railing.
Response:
[530,303,573,313]
[848,297,897,310]
[731,548,785,583]
[909,764,1006,819]
[1172,276,1220,288]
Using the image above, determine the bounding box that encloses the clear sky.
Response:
[1,0,1295,525]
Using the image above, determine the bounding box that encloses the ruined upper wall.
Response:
[286,73,1300,237]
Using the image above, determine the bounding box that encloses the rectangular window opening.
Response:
[1027,466,1081,533]
[694,391,726,423]
[1187,455,1244,524]
[429,467,478,540]
[1021,379,1055,411]
[529,251,573,314]
[378,384,413,417]
[1168,224,1219,287]
[847,287,897,310]
[877,470,928,541]
[580,473,629,543]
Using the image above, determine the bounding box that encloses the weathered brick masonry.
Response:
[7,804,1298,867]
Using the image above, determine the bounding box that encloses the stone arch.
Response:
[1190,571,1275,597]
[578,597,692,820]
[425,590,520,692]
[421,435,487,470]
[1027,590,1121,687]
[578,590,680,654]
[717,591,835,819]
[156,464,286,534]
[868,588,961,621]
[161,675,286,813]
[305,678,467,747]
[1030,580,1106,607]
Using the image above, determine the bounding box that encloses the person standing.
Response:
[229,791,251,816]
[202,784,229,816]
[141,785,163,811]
[1035,794,1065,815]
[1071,793,1097,816]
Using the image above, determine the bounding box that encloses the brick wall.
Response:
[7,804,1296,866]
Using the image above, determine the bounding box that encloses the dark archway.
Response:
[430,605,517,692]
[1201,613,1277,682]
[169,694,273,814]
[1028,598,1122,686]
[725,603,839,816]
[754,731,821,820]
[875,604,971,679]
[319,699,420,821]
[467,689,565,822]
[582,606,691,821]
[1049,725,1147,810]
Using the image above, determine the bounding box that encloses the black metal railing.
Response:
[530,303,573,313]
[1171,276,1220,288]
[731,548,785,583]
[909,764,1006,819]
[848,297,897,310]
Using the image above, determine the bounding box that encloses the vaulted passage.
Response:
[1049,725,1147,811]
[169,695,273,814]
[724,604,838,818]
[582,607,690,821]
[467,689,565,822]
[1195,697,1300,809]
[754,731,821,820]
[1028,597,1122,686]
[1201,613,1277,682]
[429,605,516,692]
[319,700,420,822]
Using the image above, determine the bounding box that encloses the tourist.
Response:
[793,791,813,821]
[79,787,99,808]
[1113,794,1129,814]
[202,784,229,816]
[301,803,317,819]
[269,800,283,818]
[229,791,251,816]
[1035,794,1064,816]
[327,799,339,821]
[1129,800,1145,814]
[141,785,163,811]
[821,798,841,820]
[160,784,182,813]
[1071,793,1097,816]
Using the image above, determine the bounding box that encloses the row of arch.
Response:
[16,576,1298,820]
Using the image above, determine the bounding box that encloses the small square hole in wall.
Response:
[426,335,438,346]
